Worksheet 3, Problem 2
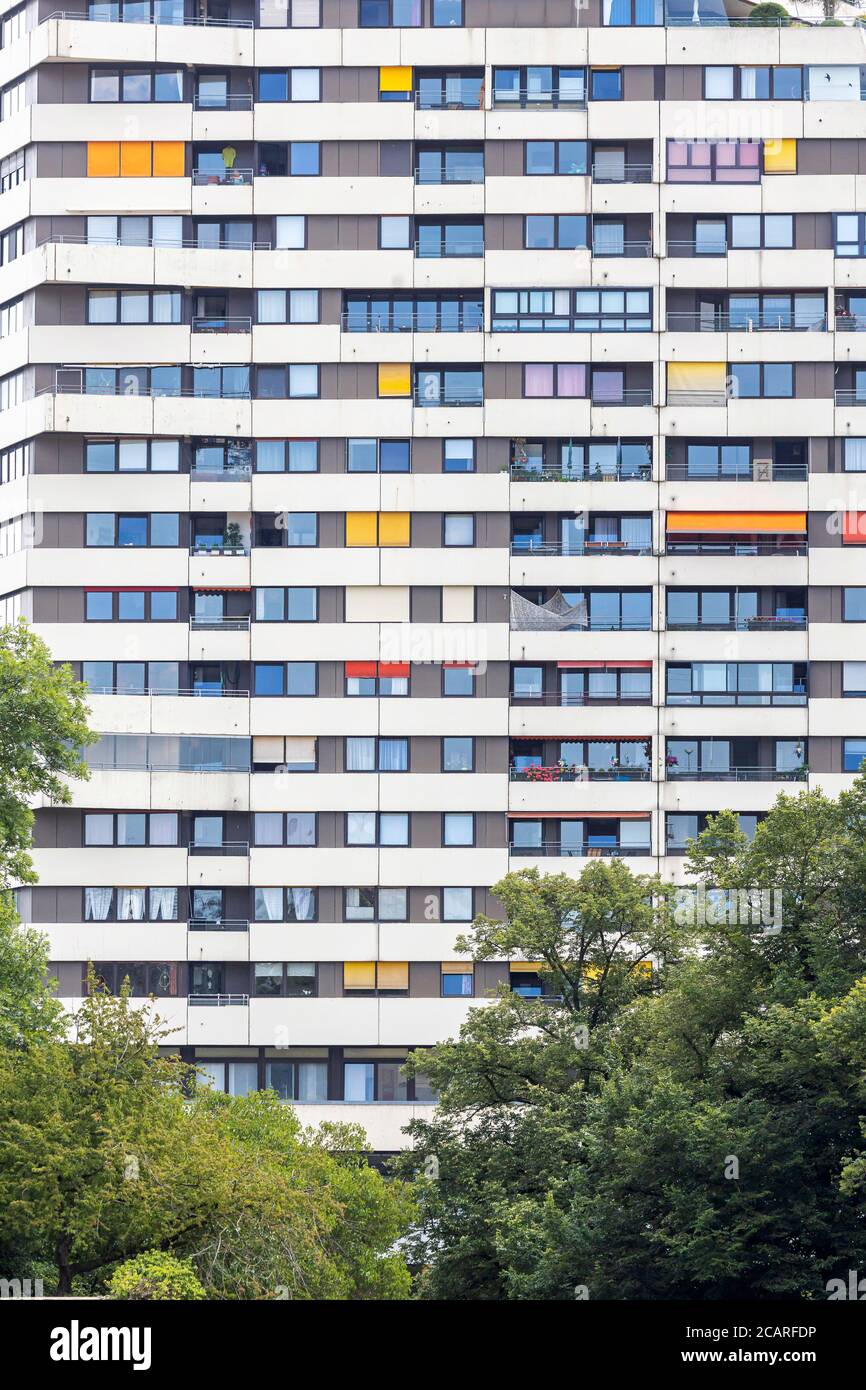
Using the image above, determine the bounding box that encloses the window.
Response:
[666,140,761,184]
[380,216,411,249]
[441,963,473,997]
[259,0,321,26]
[0,148,25,192]
[360,0,421,25]
[255,440,318,473]
[254,812,316,846]
[444,813,474,847]
[416,220,483,258]
[523,364,586,399]
[289,142,320,175]
[85,513,179,547]
[442,439,474,473]
[344,962,409,994]
[254,963,316,998]
[591,68,622,100]
[493,67,586,108]
[844,589,866,621]
[254,888,317,923]
[729,363,793,399]
[764,138,796,174]
[844,740,866,773]
[492,288,650,333]
[730,214,793,250]
[442,887,473,921]
[0,297,22,337]
[433,0,462,23]
[345,661,409,696]
[843,663,866,697]
[87,288,181,325]
[90,68,183,102]
[265,1061,327,1101]
[347,439,410,473]
[258,69,321,102]
[414,368,482,406]
[275,215,306,249]
[379,65,412,102]
[345,737,408,772]
[524,215,587,251]
[443,737,473,772]
[256,290,320,324]
[346,812,409,846]
[525,141,587,175]
[835,214,866,258]
[443,665,474,696]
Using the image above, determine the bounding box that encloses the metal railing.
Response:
[509,620,652,633]
[192,169,253,187]
[665,463,808,481]
[594,389,653,407]
[416,87,484,110]
[341,311,483,333]
[666,311,826,333]
[666,390,728,407]
[667,616,807,632]
[509,765,651,782]
[510,461,652,482]
[666,766,807,782]
[836,315,866,332]
[187,841,249,856]
[188,993,250,1005]
[596,240,653,258]
[413,390,483,407]
[510,841,651,857]
[836,390,866,406]
[192,316,252,333]
[85,685,249,698]
[511,539,652,556]
[492,89,587,109]
[188,921,249,932]
[36,233,272,251]
[189,543,248,556]
[510,693,652,707]
[193,93,253,110]
[414,238,483,259]
[667,693,807,707]
[43,10,254,26]
[665,539,807,556]
[43,382,252,401]
[666,239,728,257]
[190,615,251,631]
[191,463,252,479]
[414,165,485,185]
[591,163,652,184]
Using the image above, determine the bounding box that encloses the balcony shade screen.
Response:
[252,736,284,762]
[667,362,726,398]
[380,66,412,92]
[378,363,411,397]
[345,661,377,677]
[667,512,806,534]
[441,961,474,974]
[510,961,544,973]
[379,512,410,547]
[763,139,796,174]
[843,512,866,545]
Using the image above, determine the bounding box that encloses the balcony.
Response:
[341,309,483,333]
[836,314,866,333]
[188,921,249,933]
[667,692,807,707]
[189,543,248,556]
[591,163,652,184]
[665,539,807,557]
[42,10,254,28]
[511,539,653,557]
[510,692,652,707]
[192,169,253,187]
[190,614,250,631]
[666,311,827,333]
[835,391,866,406]
[510,457,652,483]
[193,94,254,111]
[510,840,651,858]
[665,462,807,482]
[666,239,727,258]
[188,993,250,1005]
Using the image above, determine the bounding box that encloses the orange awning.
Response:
[843,512,866,545]
[666,512,806,535]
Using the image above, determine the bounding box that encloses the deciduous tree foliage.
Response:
[396,796,866,1299]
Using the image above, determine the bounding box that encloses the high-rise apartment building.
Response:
[2,0,865,1153]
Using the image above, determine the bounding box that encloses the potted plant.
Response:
[222,521,243,552]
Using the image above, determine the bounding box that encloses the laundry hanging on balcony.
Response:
[510,590,588,631]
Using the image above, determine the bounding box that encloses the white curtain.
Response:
[740,68,758,100]
[621,517,652,551]
[290,888,315,921]
[150,887,177,921]
[256,887,283,922]
[378,739,407,771]
[118,888,145,921]
[85,887,112,921]
[346,738,375,771]
[845,439,866,472]
[593,222,624,255]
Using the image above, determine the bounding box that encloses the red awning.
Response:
[345,661,376,678]
[378,662,409,677]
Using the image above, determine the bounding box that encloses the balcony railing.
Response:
[492,88,587,109]
[192,316,252,334]
[591,163,652,184]
[667,615,807,632]
[416,86,484,110]
[189,543,248,556]
[510,692,652,707]
[192,169,253,187]
[415,165,484,185]
[191,462,252,479]
[43,11,254,26]
[509,765,651,782]
[188,920,250,932]
[665,539,807,556]
[666,239,727,257]
[413,390,483,407]
[38,233,272,251]
[667,692,807,707]
[44,380,252,401]
[836,314,866,332]
[666,766,807,782]
[664,462,808,482]
[188,993,250,1005]
[836,390,866,406]
[510,460,652,482]
[85,685,249,698]
[510,840,651,857]
[187,841,249,856]
[190,615,250,631]
[666,311,826,333]
[414,238,483,259]
[597,239,654,258]
[511,539,652,557]
[666,390,728,406]
[341,311,483,333]
[193,93,253,110]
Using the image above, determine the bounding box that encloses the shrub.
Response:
[747,2,790,23]
[108,1251,206,1301]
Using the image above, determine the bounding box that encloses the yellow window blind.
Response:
[346,512,378,546]
[667,361,726,397]
[120,142,151,177]
[380,66,412,93]
[441,961,474,974]
[87,142,119,177]
[377,961,409,990]
[378,362,411,397]
[153,141,185,177]
[764,138,796,174]
[379,512,410,547]
[344,962,376,990]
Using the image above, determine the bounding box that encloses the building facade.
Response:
[1,0,865,1151]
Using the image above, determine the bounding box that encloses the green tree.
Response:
[0,893,62,1048]
[0,619,95,888]
[109,1251,206,1301]
[0,976,413,1297]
